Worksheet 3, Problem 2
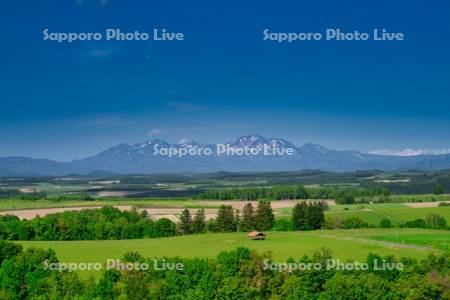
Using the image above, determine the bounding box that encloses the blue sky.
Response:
[1,0,449,161]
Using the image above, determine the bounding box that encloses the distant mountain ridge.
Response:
[1,134,450,176]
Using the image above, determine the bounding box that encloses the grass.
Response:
[370,232,450,251]
[318,227,449,242]
[320,228,450,251]
[18,229,440,278]
[278,203,450,225]
[371,234,450,251]
[326,210,388,224]
[369,206,450,222]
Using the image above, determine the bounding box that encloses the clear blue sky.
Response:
[1,0,449,161]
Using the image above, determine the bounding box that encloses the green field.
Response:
[314,228,450,250]
[369,232,450,250]
[18,228,445,278]
[276,203,450,225]
[326,204,450,225]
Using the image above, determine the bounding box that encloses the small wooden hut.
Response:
[247,231,266,240]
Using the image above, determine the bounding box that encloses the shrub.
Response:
[379,218,392,228]
[343,217,368,229]
[433,184,444,195]
[273,219,292,231]
[401,213,447,229]
[324,216,344,229]
[0,241,22,264]
[206,219,218,232]
[425,213,447,229]
[335,192,355,204]
[153,218,177,237]
[403,219,427,228]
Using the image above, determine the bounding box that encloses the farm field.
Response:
[0,199,322,219]
[18,228,445,277]
[0,198,218,211]
[324,204,450,225]
[278,202,450,223]
[314,228,450,251]
[0,198,331,212]
[2,199,450,225]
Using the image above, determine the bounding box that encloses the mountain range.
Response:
[1,134,450,176]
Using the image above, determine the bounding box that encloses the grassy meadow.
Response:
[18,228,447,278]
[325,204,450,225]
[276,203,450,225]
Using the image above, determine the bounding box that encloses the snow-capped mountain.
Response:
[128,140,170,155]
[1,135,450,175]
[226,135,297,153]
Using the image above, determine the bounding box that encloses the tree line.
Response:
[1,241,449,299]
[0,203,277,241]
[195,185,309,201]
[195,185,391,204]
[0,201,332,241]
[0,206,177,241]
[177,201,276,234]
[198,201,327,233]
[0,189,47,200]
[2,202,443,242]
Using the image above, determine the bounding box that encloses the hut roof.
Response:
[247,231,265,237]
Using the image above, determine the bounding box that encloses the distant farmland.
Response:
[2,201,450,227]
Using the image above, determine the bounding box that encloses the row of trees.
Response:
[196,185,309,200]
[206,201,327,233]
[178,209,207,234]
[0,202,278,240]
[1,241,449,299]
[0,206,177,241]
[180,204,281,234]
[402,213,448,229]
[201,201,276,232]
[292,201,327,230]
[0,189,47,200]
[196,185,391,204]
[0,201,316,241]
